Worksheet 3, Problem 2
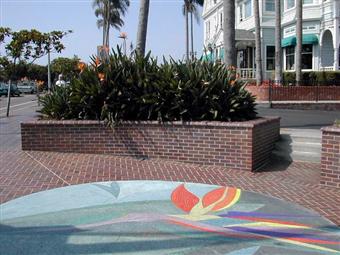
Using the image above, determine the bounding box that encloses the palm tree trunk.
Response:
[274,0,282,85]
[190,11,194,61]
[254,0,263,85]
[106,23,110,48]
[102,25,106,46]
[223,0,236,66]
[185,5,190,62]
[136,0,150,56]
[296,0,303,85]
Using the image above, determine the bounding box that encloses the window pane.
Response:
[245,0,252,18]
[266,0,275,11]
[287,0,295,9]
[303,0,313,4]
[302,44,313,69]
[286,46,295,70]
[266,46,275,70]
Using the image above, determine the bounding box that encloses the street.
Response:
[0,94,40,151]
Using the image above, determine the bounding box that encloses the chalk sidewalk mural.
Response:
[1,181,339,254]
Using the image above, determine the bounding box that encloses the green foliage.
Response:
[335,119,340,128]
[283,71,340,86]
[1,28,71,64]
[51,56,80,81]
[39,86,74,120]
[40,50,257,123]
[0,57,47,83]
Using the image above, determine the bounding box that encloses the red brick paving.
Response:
[1,150,339,226]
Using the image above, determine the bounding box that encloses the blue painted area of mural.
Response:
[0,181,339,255]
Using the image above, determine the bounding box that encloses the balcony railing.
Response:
[238,68,256,79]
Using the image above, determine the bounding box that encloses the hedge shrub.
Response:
[283,71,340,86]
[40,50,257,123]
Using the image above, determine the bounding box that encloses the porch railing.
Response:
[320,66,334,71]
[238,68,256,79]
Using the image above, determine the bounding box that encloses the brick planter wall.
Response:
[321,126,340,188]
[21,117,280,171]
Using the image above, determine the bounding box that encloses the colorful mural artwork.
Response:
[0,181,339,255]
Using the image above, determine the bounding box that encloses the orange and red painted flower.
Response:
[171,184,241,220]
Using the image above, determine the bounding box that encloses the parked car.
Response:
[1,83,21,97]
[0,83,8,96]
[17,83,37,94]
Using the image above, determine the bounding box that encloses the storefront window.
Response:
[266,46,275,70]
[302,44,313,69]
[285,44,313,70]
[286,46,295,70]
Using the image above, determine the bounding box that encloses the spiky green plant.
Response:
[39,49,257,123]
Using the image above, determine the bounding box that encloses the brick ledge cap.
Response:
[21,117,280,128]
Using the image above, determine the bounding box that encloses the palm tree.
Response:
[93,0,129,48]
[223,0,236,66]
[136,0,150,56]
[274,0,282,85]
[254,0,263,85]
[183,0,204,61]
[296,0,303,85]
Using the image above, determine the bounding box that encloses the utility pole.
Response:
[6,80,12,117]
[47,50,51,92]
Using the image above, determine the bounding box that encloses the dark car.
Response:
[0,83,8,96]
[1,83,21,97]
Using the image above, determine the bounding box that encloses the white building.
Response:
[202,0,340,79]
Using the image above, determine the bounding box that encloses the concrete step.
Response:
[279,133,321,144]
[272,149,321,163]
[273,128,322,163]
[275,140,321,154]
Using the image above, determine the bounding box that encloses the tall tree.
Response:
[136,0,150,56]
[183,0,204,61]
[93,0,129,48]
[223,0,236,66]
[274,0,282,84]
[295,0,302,85]
[1,28,70,116]
[254,0,263,85]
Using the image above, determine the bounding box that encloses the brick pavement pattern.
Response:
[1,99,339,226]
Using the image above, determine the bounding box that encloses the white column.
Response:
[335,46,339,70]
[333,4,339,70]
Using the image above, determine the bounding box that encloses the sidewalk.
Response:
[1,101,340,226]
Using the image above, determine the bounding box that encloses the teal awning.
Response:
[282,36,296,47]
[202,53,214,62]
[281,34,319,47]
[303,34,319,45]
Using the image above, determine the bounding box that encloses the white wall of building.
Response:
[202,0,340,79]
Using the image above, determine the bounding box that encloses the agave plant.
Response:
[39,49,257,123]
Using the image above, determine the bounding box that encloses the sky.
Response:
[0,0,204,65]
